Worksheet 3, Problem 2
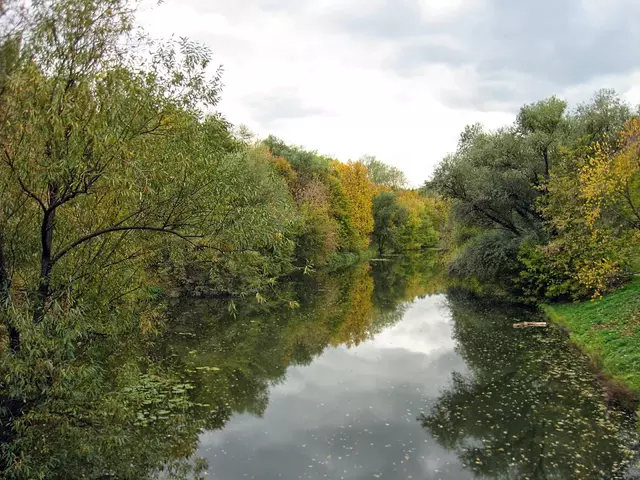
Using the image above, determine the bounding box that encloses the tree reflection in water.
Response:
[420,288,638,480]
[1,254,440,479]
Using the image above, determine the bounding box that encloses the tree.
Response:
[516,96,567,180]
[0,0,234,342]
[427,92,638,297]
[519,92,637,299]
[429,97,570,239]
[572,89,632,147]
[332,161,375,250]
[156,143,299,298]
[372,192,408,254]
[429,127,546,238]
[580,118,640,230]
[264,138,386,264]
[263,136,330,180]
[396,190,438,250]
[361,155,407,190]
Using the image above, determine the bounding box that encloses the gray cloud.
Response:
[245,89,327,126]
[169,0,640,111]
[319,0,640,109]
[142,0,640,181]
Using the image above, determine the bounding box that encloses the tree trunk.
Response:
[0,232,18,351]
[33,254,53,325]
[0,232,8,300]
[33,185,58,325]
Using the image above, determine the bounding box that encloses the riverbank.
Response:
[542,277,640,394]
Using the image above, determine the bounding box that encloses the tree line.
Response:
[427,89,640,301]
[0,0,440,354]
[0,1,441,475]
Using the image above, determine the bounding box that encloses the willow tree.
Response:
[0,0,237,347]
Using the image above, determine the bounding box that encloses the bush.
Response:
[517,241,579,300]
[518,235,629,300]
[448,231,522,286]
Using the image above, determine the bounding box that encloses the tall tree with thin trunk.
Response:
[0,0,229,344]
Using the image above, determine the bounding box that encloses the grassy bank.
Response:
[542,277,640,393]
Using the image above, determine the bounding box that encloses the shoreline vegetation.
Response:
[425,89,640,403]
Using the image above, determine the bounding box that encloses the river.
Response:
[155,255,639,480]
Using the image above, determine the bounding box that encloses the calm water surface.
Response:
[158,257,638,480]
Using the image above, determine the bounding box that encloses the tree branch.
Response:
[2,147,46,211]
[52,225,204,264]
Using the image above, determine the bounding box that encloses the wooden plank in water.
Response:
[513,322,548,329]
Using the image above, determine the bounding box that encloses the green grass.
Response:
[543,277,640,393]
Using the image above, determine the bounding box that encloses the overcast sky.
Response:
[138,0,640,185]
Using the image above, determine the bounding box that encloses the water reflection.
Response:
[156,255,443,445]
[2,254,637,479]
[421,289,637,479]
[194,294,465,480]
[178,260,637,480]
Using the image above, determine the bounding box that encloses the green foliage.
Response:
[517,241,577,300]
[395,190,439,250]
[361,155,407,189]
[372,192,408,253]
[263,135,331,180]
[430,89,640,300]
[526,93,638,299]
[0,1,415,477]
[517,231,631,301]
[294,202,340,266]
[572,89,632,147]
[447,231,522,286]
[155,144,298,297]
[372,190,441,254]
[429,126,546,238]
[0,0,242,335]
[263,137,381,266]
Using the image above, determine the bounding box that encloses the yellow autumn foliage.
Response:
[580,118,640,227]
[332,161,375,250]
[395,190,440,249]
[330,263,375,347]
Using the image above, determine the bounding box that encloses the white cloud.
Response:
[361,296,455,356]
[136,0,516,185]
[136,0,640,186]
[418,0,482,21]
